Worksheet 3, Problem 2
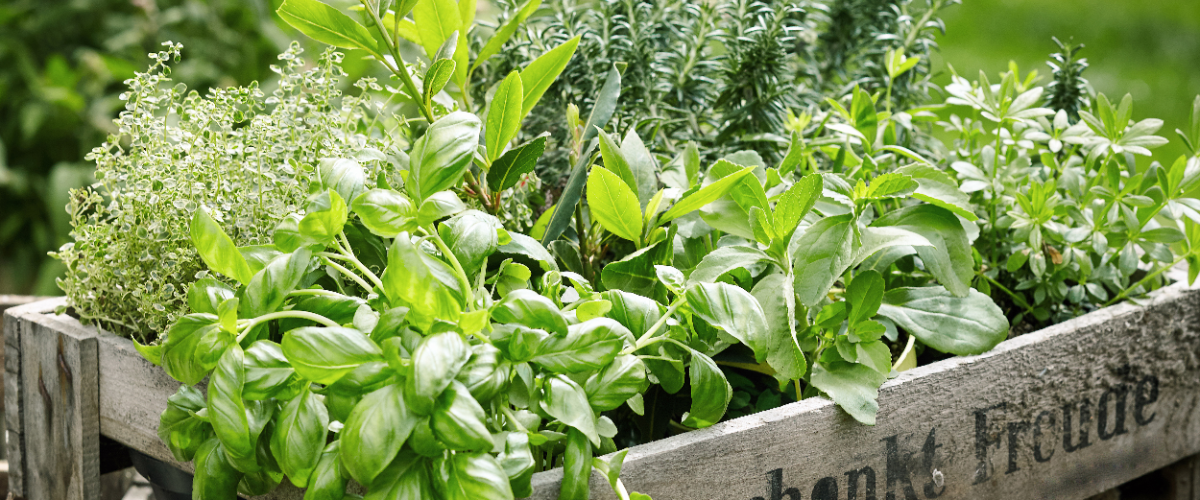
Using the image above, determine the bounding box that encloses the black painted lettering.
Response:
[845,467,876,500]
[811,477,837,500]
[972,403,1006,484]
[1032,410,1056,463]
[1135,375,1159,426]
[1005,420,1030,474]
[1098,384,1129,440]
[1062,399,1092,452]
[881,434,919,500]
[752,469,801,500]
[921,428,944,499]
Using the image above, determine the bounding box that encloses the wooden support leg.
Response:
[1164,455,1200,500]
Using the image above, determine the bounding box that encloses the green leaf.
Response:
[686,282,770,360]
[191,208,253,285]
[158,386,213,462]
[791,214,855,307]
[559,429,592,500]
[659,165,757,223]
[299,189,349,245]
[242,341,301,400]
[773,173,823,242]
[471,0,543,72]
[498,432,536,497]
[411,0,461,61]
[492,289,569,335]
[193,438,243,500]
[874,205,974,297]
[455,343,507,402]
[276,0,382,58]
[305,443,347,500]
[486,71,524,163]
[681,350,731,428]
[366,451,436,500]
[342,384,418,485]
[601,290,663,338]
[243,249,311,317]
[438,210,503,274]
[434,452,515,500]
[417,190,468,225]
[431,382,493,451]
[621,129,659,208]
[319,158,366,204]
[405,331,471,415]
[160,313,221,385]
[496,232,559,273]
[282,326,383,385]
[897,164,978,221]
[487,136,546,193]
[597,130,639,194]
[877,286,1009,355]
[381,235,463,324]
[540,65,621,244]
[846,270,884,325]
[271,387,328,487]
[687,246,774,286]
[208,345,272,472]
[601,236,672,298]
[532,318,628,373]
[188,277,235,316]
[585,354,648,411]
[752,273,805,380]
[408,112,481,203]
[519,36,581,116]
[540,374,599,445]
[423,59,456,105]
[352,189,417,238]
[810,361,887,425]
[849,226,932,268]
[860,173,917,200]
[588,166,644,242]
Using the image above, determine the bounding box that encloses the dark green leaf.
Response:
[304,442,348,500]
[366,451,436,500]
[431,382,493,451]
[160,313,221,385]
[193,438,243,500]
[406,331,470,415]
[681,350,731,428]
[434,452,514,500]
[686,282,769,360]
[791,214,854,307]
[585,354,647,411]
[341,384,418,485]
[487,136,546,192]
[158,386,212,462]
[281,326,383,385]
[271,387,328,487]
[532,318,628,373]
[559,428,591,500]
[845,270,884,325]
[208,345,273,472]
[877,286,1009,355]
[242,340,301,400]
[874,205,973,297]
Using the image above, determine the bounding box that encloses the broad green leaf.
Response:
[877,286,1008,355]
[897,164,978,221]
[381,236,463,323]
[496,232,559,273]
[438,210,503,274]
[492,289,568,335]
[660,142,700,190]
[588,166,643,243]
[487,136,546,192]
[498,432,536,497]
[434,452,514,500]
[188,277,235,315]
[242,341,301,400]
[601,290,663,338]
[471,0,543,72]
[238,245,282,275]
[621,129,658,208]
[242,249,311,318]
[455,343,507,402]
[431,382,493,451]
[597,130,638,194]
[810,361,886,425]
[319,158,366,204]
[341,384,417,485]
[519,36,580,116]
[687,246,774,286]
[874,205,974,297]
[160,313,221,385]
[486,71,524,163]
[423,59,456,105]
[778,130,805,175]
[366,451,435,500]
[277,0,382,58]
[193,438,243,500]
[406,331,471,415]
[412,0,461,61]
[560,429,591,500]
[281,326,383,385]
[686,282,769,359]
[541,65,621,244]
[860,172,917,200]
[191,208,253,285]
[681,350,731,428]
[271,387,328,487]
[601,236,672,298]
[208,345,272,472]
[774,173,823,242]
[408,112,481,203]
[532,318,628,373]
[659,165,757,223]
[304,443,347,500]
[158,386,212,462]
[417,190,467,224]
[752,273,805,380]
[845,270,884,325]
[585,354,648,411]
[352,189,417,238]
[791,214,855,307]
[849,226,932,268]
[855,340,892,374]
[299,190,349,245]
[540,375,598,445]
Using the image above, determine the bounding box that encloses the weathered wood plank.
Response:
[18,303,101,500]
[528,276,1200,500]
[1164,455,1200,500]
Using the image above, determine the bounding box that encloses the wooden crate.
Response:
[4,271,1200,500]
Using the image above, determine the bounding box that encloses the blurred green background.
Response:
[1,0,1198,295]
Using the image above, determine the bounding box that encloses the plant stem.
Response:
[358,0,435,122]
[321,257,375,292]
[425,225,476,310]
[630,298,687,352]
[336,233,385,290]
[976,269,1035,314]
[1105,255,1186,307]
[238,310,340,341]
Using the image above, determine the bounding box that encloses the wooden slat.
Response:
[528,276,1200,500]
[1164,455,1200,500]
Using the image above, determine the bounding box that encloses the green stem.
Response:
[336,233,385,290]
[358,0,435,122]
[629,298,687,352]
[287,289,349,299]
[976,270,1035,314]
[321,257,375,292]
[1105,255,1186,307]
[425,225,476,310]
[238,311,340,341]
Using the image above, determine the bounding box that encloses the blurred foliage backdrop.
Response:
[1,0,1199,295]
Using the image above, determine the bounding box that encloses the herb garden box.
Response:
[7,266,1199,500]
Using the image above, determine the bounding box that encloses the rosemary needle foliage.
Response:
[54,43,396,340]
[1044,36,1091,121]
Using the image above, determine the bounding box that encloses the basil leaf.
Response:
[811,360,887,425]
[601,234,672,298]
[588,165,644,243]
[455,343,508,402]
[791,214,854,307]
[585,354,648,411]
[498,432,536,497]
[193,438,243,500]
[191,208,253,285]
[341,384,418,485]
[299,189,349,245]
[304,442,347,500]
[487,136,546,193]
[877,286,1009,355]
[540,374,598,446]
[208,345,273,472]
[276,0,382,58]
[351,189,417,238]
[406,330,471,415]
[559,428,592,500]
[381,235,463,325]
[242,248,311,318]
[601,290,662,338]
[366,451,437,499]
[281,326,383,385]
[687,246,775,286]
[431,382,494,451]
[160,313,220,385]
[270,387,328,487]
[438,210,503,275]
[408,112,481,203]
[319,158,366,204]
[686,282,769,360]
[531,318,628,373]
[491,289,568,335]
[495,232,559,273]
[188,277,235,316]
[242,340,301,400]
[681,350,731,428]
[486,71,524,163]
[158,386,213,462]
[434,452,514,500]
[873,205,974,297]
[417,190,468,224]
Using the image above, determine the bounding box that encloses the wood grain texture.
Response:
[527,275,1200,500]
[0,295,39,469]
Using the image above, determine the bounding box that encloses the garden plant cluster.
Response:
[50,0,1200,498]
